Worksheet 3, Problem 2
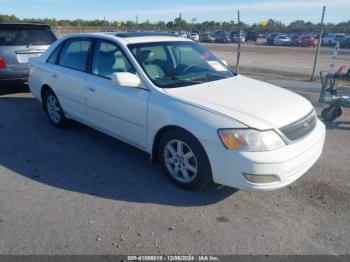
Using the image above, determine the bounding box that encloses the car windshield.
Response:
[128,41,236,88]
[0,25,56,46]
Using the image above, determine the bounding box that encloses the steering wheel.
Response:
[182,64,199,74]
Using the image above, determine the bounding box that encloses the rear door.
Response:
[0,24,56,71]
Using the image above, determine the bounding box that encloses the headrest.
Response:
[99,51,115,66]
[139,50,154,64]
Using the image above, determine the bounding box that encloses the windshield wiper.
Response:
[156,76,205,84]
[206,72,229,79]
[154,76,205,88]
[191,72,228,81]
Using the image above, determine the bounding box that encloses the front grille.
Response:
[280,111,316,141]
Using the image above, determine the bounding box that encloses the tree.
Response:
[0,14,349,34]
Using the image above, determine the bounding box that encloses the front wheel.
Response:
[159,129,212,190]
[44,89,69,128]
[321,105,342,122]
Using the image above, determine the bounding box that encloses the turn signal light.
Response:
[0,57,6,68]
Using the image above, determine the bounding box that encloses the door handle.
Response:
[52,74,58,79]
[87,85,96,92]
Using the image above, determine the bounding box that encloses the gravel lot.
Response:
[205,43,350,79]
[0,79,349,255]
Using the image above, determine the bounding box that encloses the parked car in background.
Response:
[180,32,188,38]
[188,32,200,41]
[340,36,350,48]
[258,33,266,39]
[290,33,303,46]
[274,34,291,46]
[216,32,231,43]
[0,22,56,84]
[168,31,180,37]
[215,31,225,39]
[200,32,215,42]
[232,32,246,43]
[245,31,257,42]
[295,35,318,47]
[266,33,281,45]
[28,32,326,191]
[322,33,346,46]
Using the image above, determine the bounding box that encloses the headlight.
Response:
[218,129,285,152]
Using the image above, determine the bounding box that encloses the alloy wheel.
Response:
[47,94,61,124]
[163,139,198,183]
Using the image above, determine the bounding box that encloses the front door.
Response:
[85,40,150,149]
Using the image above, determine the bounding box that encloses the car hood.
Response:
[163,75,313,130]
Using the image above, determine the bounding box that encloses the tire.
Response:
[158,129,212,190]
[321,105,342,122]
[44,89,69,128]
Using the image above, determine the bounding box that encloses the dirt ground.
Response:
[205,43,350,80]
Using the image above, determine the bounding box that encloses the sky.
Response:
[0,0,349,24]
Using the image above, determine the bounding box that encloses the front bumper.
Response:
[202,119,326,191]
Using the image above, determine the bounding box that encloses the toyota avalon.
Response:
[28,32,326,191]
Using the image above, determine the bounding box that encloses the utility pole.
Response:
[103,17,107,32]
[179,13,182,35]
[136,15,139,31]
[135,15,140,32]
[55,21,60,38]
[311,6,326,81]
[78,18,81,33]
[236,10,241,72]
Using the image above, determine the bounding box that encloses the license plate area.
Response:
[16,52,42,63]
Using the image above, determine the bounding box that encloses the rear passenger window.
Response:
[47,44,62,64]
[92,41,135,79]
[59,39,91,71]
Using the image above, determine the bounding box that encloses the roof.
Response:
[58,32,192,45]
[0,22,50,27]
[104,31,192,44]
[112,32,178,38]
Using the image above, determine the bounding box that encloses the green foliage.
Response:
[0,14,349,33]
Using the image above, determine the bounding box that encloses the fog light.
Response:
[243,173,280,184]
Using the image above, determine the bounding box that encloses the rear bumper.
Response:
[202,119,326,191]
[0,68,29,83]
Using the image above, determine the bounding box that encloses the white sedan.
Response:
[188,33,200,41]
[28,32,326,191]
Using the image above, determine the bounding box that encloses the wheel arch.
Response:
[151,125,205,164]
[40,84,53,111]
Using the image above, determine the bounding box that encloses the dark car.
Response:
[340,36,350,48]
[290,33,303,46]
[266,33,281,45]
[246,31,257,42]
[0,23,56,84]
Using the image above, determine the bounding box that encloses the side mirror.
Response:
[111,72,141,88]
[221,60,228,66]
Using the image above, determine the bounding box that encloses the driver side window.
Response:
[92,41,135,79]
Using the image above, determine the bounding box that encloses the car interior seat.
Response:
[139,50,165,79]
[93,51,116,78]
